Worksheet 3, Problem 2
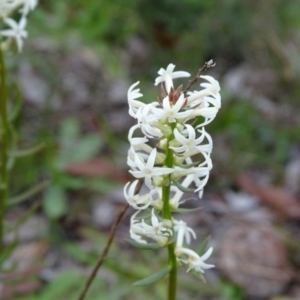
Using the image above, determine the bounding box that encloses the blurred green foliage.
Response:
[2,0,300,299]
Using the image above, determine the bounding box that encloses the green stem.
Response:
[0,48,9,252]
[162,129,177,300]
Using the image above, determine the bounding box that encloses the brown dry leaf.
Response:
[219,225,293,298]
[0,242,49,298]
[237,174,300,219]
[65,158,128,182]
[0,280,42,298]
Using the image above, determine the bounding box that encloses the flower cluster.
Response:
[0,0,38,52]
[125,63,221,276]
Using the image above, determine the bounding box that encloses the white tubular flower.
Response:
[200,75,220,98]
[170,125,213,155]
[172,166,210,182]
[19,0,38,15]
[128,124,149,146]
[169,186,185,210]
[124,180,153,210]
[152,94,192,123]
[154,63,190,93]
[175,246,214,273]
[0,1,16,18]
[1,17,28,52]
[174,220,196,247]
[128,81,144,118]
[136,104,163,138]
[130,210,172,246]
[187,75,220,107]
[142,209,172,240]
[130,211,147,244]
[129,148,174,188]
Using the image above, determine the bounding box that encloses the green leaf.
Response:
[174,207,202,213]
[59,117,80,141]
[126,239,164,250]
[8,84,22,122]
[63,242,95,265]
[10,143,45,158]
[0,238,18,267]
[132,266,171,286]
[68,134,102,162]
[173,180,195,193]
[0,182,7,191]
[8,180,49,206]
[6,202,40,233]
[190,269,206,283]
[177,162,198,169]
[197,235,211,256]
[43,185,68,219]
[59,176,85,190]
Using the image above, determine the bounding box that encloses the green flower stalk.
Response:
[0,47,8,250]
[124,62,221,299]
[0,0,38,253]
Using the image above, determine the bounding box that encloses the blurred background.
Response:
[2,0,300,299]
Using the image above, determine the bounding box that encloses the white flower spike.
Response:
[125,62,220,280]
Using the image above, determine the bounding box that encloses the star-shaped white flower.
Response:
[136,104,163,138]
[130,211,147,244]
[170,125,213,155]
[186,76,221,109]
[175,246,214,273]
[129,210,172,246]
[174,220,196,247]
[172,166,210,182]
[142,209,172,238]
[189,106,219,126]
[200,75,220,97]
[124,180,153,210]
[129,148,174,188]
[0,1,17,18]
[127,81,144,118]
[127,146,149,171]
[20,0,38,15]
[128,124,149,146]
[151,94,192,123]
[1,17,28,52]
[154,63,190,93]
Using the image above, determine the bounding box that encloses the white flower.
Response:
[200,75,220,98]
[142,209,172,239]
[127,81,144,118]
[170,125,213,155]
[187,75,220,108]
[0,0,17,18]
[151,94,192,123]
[154,63,190,93]
[128,124,149,146]
[130,210,172,246]
[130,211,148,244]
[189,107,219,126]
[175,246,214,273]
[129,148,174,188]
[1,17,28,52]
[172,166,210,182]
[124,180,153,210]
[19,0,38,15]
[174,220,196,247]
[136,104,163,138]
